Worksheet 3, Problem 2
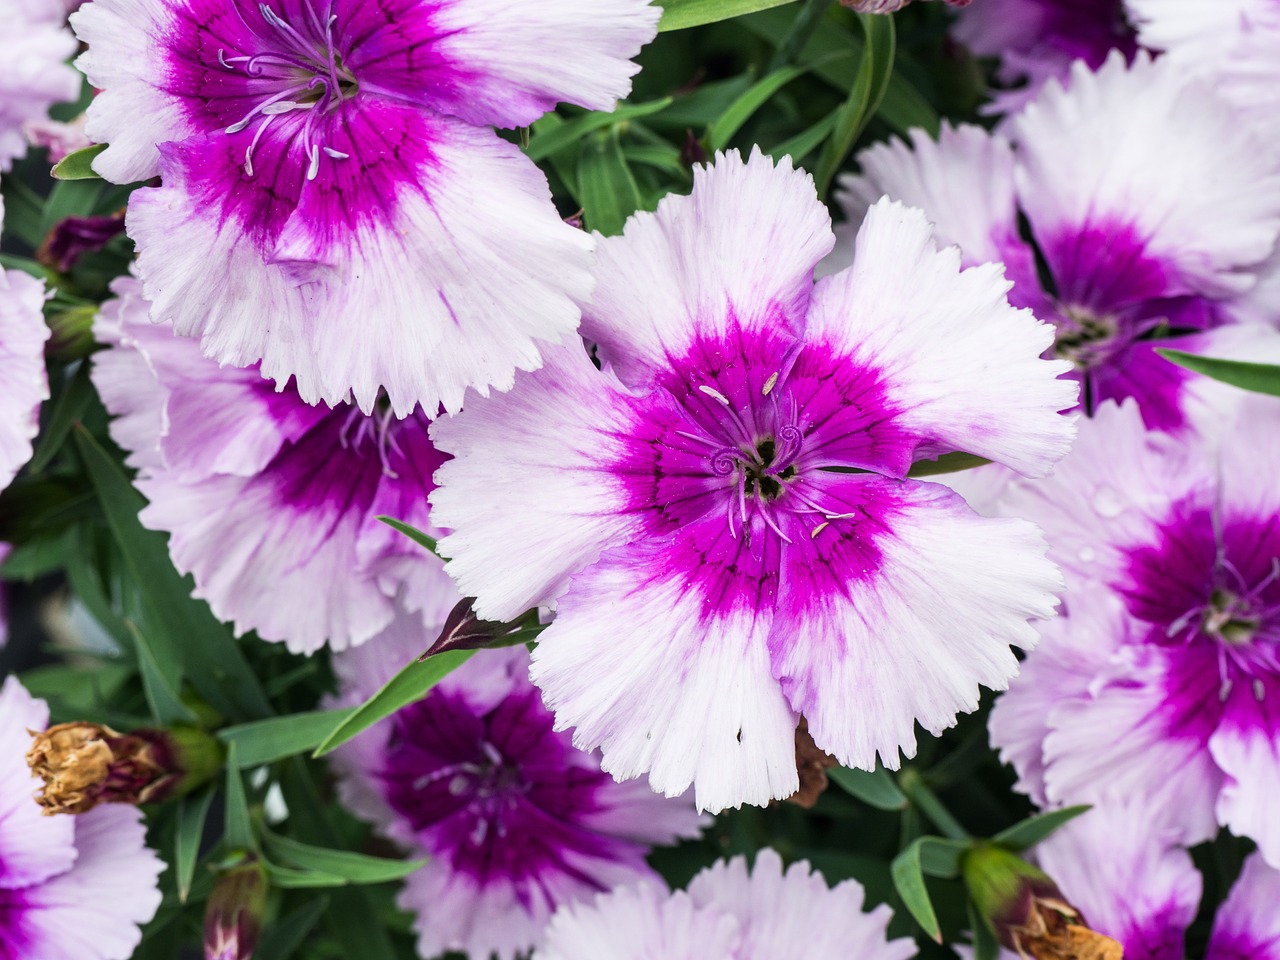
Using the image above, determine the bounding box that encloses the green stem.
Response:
[767,0,831,72]
[900,769,970,841]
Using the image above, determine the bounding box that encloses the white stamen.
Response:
[1220,677,1234,702]
[261,100,306,115]
[811,522,829,539]
[323,147,349,159]
[762,372,779,396]
[1255,678,1266,701]
[306,143,321,180]
[698,384,731,405]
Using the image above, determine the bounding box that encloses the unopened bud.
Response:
[27,722,223,815]
[204,860,268,960]
[963,843,1122,960]
[840,0,972,12]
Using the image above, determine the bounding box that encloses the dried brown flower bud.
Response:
[963,843,1123,960]
[27,722,223,815]
[784,717,838,808]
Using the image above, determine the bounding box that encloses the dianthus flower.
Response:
[538,848,917,960]
[991,399,1280,866]
[837,53,1280,433]
[961,800,1280,959]
[951,0,1136,112]
[325,617,705,960]
[0,252,50,492]
[92,275,455,653]
[0,676,164,959]
[70,0,660,415]
[0,0,80,170]
[431,149,1076,811]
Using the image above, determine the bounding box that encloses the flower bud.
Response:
[784,717,838,808]
[962,843,1122,960]
[26,722,223,815]
[840,0,972,11]
[204,860,268,960]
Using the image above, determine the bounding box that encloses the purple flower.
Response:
[0,0,80,170]
[430,149,1076,811]
[70,0,659,416]
[837,53,1280,434]
[0,258,50,493]
[951,0,1136,113]
[1210,852,1280,959]
[990,398,1280,866]
[325,617,705,960]
[0,676,164,960]
[537,848,917,960]
[91,275,456,652]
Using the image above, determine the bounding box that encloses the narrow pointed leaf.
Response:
[223,744,254,852]
[126,619,198,726]
[658,0,797,30]
[218,709,357,768]
[992,805,1091,852]
[578,128,644,236]
[376,515,440,557]
[256,897,330,959]
[313,650,474,756]
[815,12,895,195]
[1157,349,1280,397]
[175,789,215,902]
[709,64,809,151]
[264,831,425,885]
[891,837,943,942]
[525,98,673,162]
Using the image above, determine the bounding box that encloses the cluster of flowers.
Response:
[2,0,1280,957]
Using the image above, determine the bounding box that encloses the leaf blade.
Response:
[992,805,1091,852]
[1157,349,1280,397]
[218,709,358,768]
[51,143,107,180]
[658,0,797,31]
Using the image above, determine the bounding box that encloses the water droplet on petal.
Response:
[1078,546,1096,563]
[1092,486,1124,518]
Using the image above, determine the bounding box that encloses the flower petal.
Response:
[0,268,49,492]
[1209,678,1280,868]
[1209,852,1280,960]
[807,199,1076,477]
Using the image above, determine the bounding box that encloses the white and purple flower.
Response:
[0,0,81,170]
[537,847,917,960]
[71,0,660,415]
[91,275,456,653]
[0,675,164,960]
[951,0,1136,112]
[431,149,1076,812]
[837,53,1280,433]
[991,398,1280,865]
[326,618,705,960]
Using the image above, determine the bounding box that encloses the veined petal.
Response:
[1209,677,1280,868]
[531,541,800,812]
[1011,52,1280,299]
[539,883,740,960]
[1208,853,1280,960]
[687,850,916,960]
[412,0,659,128]
[0,677,76,890]
[128,111,593,416]
[71,0,189,183]
[807,199,1076,478]
[0,8,79,171]
[0,268,50,492]
[770,476,1060,771]
[583,149,834,390]
[430,342,639,622]
[12,806,164,960]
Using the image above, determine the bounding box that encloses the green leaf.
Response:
[313,650,474,756]
[577,128,644,236]
[175,789,215,902]
[907,452,992,478]
[968,899,1002,960]
[828,765,907,811]
[375,515,439,558]
[126,619,199,726]
[815,12,895,195]
[658,0,797,30]
[1157,349,1280,397]
[74,427,273,720]
[525,98,673,162]
[256,897,330,960]
[40,179,104,235]
[264,830,426,885]
[769,109,838,165]
[992,805,1091,852]
[218,709,357,768]
[709,64,809,152]
[891,838,941,942]
[29,361,95,473]
[223,744,255,852]
[51,143,107,180]
[263,862,350,888]
[891,837,956,942]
